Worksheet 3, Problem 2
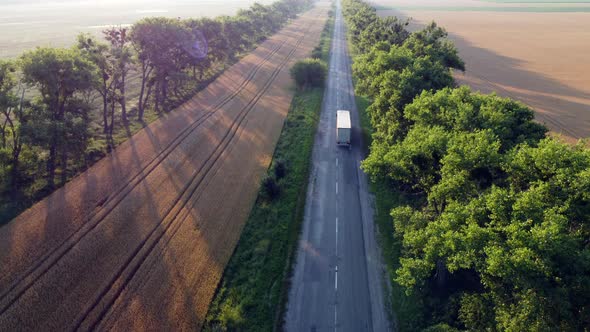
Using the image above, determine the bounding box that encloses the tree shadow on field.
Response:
[0,11,320,329]
[381,8,590,141]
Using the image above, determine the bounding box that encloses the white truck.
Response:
[336,110,351,147]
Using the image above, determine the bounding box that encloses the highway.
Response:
[285,1,390,331]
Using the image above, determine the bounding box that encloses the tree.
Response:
[104,27,133,124]
[290,58,327,88]
[131,17,194,115]
[0,60,26,190]
[219,15,253,55]
[77,34,115,134]
[184,17,228,81]
[357,16,410,53]
[404,86,547,150]
[20,47,96,188]
[402,22,465,71]
[394,140,590,330]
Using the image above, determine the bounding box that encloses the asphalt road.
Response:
[285,1,390,331]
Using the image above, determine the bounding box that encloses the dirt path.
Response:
[0,4,328,330]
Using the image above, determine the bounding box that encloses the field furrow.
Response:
[0,4,328,330]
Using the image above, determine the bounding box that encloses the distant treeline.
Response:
[343,0,590,330]
[0,0,314,223]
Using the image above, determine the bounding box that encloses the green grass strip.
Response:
[203,10,334,331]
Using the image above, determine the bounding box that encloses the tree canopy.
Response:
[344,0,590,330]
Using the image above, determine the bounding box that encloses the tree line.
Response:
[342,0,590,330]
[0,0,313,223]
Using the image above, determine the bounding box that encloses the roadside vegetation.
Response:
[203,8,334,331]
[290,58,328,88]
[343,0,590,330]
[0,0,314,224]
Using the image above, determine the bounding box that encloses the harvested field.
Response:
[375,0,590,142]
[0,0,274,59]
[0,3,328,330]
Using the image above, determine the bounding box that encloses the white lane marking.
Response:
[336,157,339,167]
[335,266,338,290]
[335,217,339,256]
[335,181,338,195]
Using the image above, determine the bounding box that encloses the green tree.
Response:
[131,17,194,114]
[104,27,133,124]
[404,86,547,150]
[76,34,115,134]
[20,47,96,188]
[402,22,465,71]
[290,58,328,88]
[0,60,25,190]
[357,16,409,54]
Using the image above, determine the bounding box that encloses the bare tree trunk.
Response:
[109,99,116,136]
[154,79,161,113]
[435,259,448,289]
[11,144,21,191]
[138,61,148,121]
[60,147,68,185]
[144,82,153,113]
[102,93,109,134]
[138,64,153,121]
[162,77,168,108]
[47,144,56,189]
[0,116,8,148]
[120,71,127,123]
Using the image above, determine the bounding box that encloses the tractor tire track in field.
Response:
[459,69,582,139]
[0,22,293,312]
[74,14,320,330]
[0,4,328,330]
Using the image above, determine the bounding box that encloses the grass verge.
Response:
[355,93,426,331]
[203,88,323,331]
[203,8,334,331]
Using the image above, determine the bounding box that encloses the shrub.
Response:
[274,160,287,179]
[262,175,280,200]
[290,58,327,88]
[311,46,322,59]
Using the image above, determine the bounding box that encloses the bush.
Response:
[311,46,322,59]
[274,160,287,179]
[262,175,280,200]
[290,58,327,88]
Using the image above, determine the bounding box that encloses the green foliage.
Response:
[290,58,328,88]
[0,60,17,111]
[311,45,323,59]
[344,0,590,330]
[350,20,461,143]
[274,159,287,179]
[19,47,96,188]
[403,22,465,71]
[262,175,281,200]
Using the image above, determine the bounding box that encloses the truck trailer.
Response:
[336,110,351,147]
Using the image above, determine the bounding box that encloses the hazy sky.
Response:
[0,0,274,58]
